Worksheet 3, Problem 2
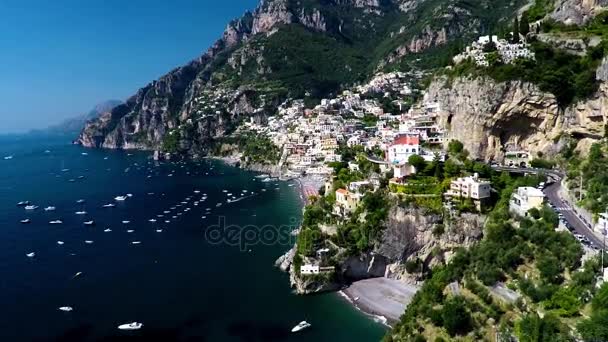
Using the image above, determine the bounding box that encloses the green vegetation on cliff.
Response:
[385,170,603,341]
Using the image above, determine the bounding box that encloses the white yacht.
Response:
[84,221,95,226]
[24,205,38,210]
[84,240,94,244]
[49,220,63,224]
[44,206,56,211]
[104,228,112,232]
[122,220,130,224]
[115,196,127,201]
[148,219,157,223]
[58,306,73,312]
[57,241,64,245]
[20,219,31,224]
[156,229,163,233]
[102,203,116,208]
[4,155,13,160]
[127,229,134,233]
[17,201,30,207]
[26,252,35,258]
[118,322,142,330]
[291,321,311,333]
[76,199,85,204]
[131,241,141,245]
[75,211,87,215]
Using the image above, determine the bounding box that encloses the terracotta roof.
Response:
[336,188,348,195]
[391,135,420,146]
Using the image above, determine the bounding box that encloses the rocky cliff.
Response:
[280,203,485,293]
[77,0,522,153]
[425,59,608,161]
[550,0,608,25]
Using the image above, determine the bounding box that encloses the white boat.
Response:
[126,193,133,197]
[17,201,30,206]
[44,206,56,211]
[115,196,127,201]
[118,322,142,330]
[76,199,85,204]
[58,306,73,312]
[131,241,141,245]
[20,219,31,224]
[49,220,63,224]
[26,252,35,258]
[4,155,13,160]
[102,203,116,208]
[156,229,163,233]
[57,241,64,245]
[81,152,88,156]
[85,240,94,244]
[148,219,156,223]
[127,229,134,233]
[104,228,112,232]
[291,321,311,333]
[24,205,38,210]
[84,221,95,225]
[122,220,130,224]
[75,211,87,215]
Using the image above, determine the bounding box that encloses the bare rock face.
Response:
[425,60,608,160]
[550,0,608,26]
[377,205,484,282]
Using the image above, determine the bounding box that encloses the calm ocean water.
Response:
[0,135,385,341]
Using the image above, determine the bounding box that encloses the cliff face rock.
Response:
[550,0,608,26]
[379,205,485,282]
[424,68,608,160]
[341,253,389,279]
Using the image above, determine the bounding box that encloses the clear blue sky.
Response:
[0,0,258,133]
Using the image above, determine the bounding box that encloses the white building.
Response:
[301,264,320,275]
[509,186,545,217]
[446,173,491,200]
[393,162,416,178]
[387,134,420,164]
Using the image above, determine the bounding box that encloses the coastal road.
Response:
[491,166,605,249]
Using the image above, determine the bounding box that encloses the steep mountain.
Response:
[77,0,523,153]
[32,100,121,137]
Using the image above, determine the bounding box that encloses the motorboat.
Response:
[103,203,116,208]
[104,228,112,232]
[291,321,311,333]
[118,322,142,330]
[156,229,163,233]
[126,193,133,197]
[148,219,156,223]
[49,220,63,224]
[122,220,130,224]
[84,221,95,226]
[75,211,87,215]
[131,241,141,245]
[115,196,127,201]
[4,155,14,160]
[84,240,94,244]
[26,252,35,258]
[57,241,64,245]
[24,205,38,210]
[44,206,56,211]
[17,201,30,207]
[127,229,134,233]
[20,219,31,224]
[58,306,73,312]
[76,199,85,204]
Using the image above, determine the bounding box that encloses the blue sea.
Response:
[0,135,385,341]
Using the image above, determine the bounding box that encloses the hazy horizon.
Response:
[0,0,258,134]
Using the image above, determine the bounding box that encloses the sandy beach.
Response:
[296,175,326,204]
[342,278,420,326]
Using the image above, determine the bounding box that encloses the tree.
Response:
[513,17,520,43]
[520,14,530,37]
[408,154,426,172]
[441,297,472,336]
[447,140,464,155]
